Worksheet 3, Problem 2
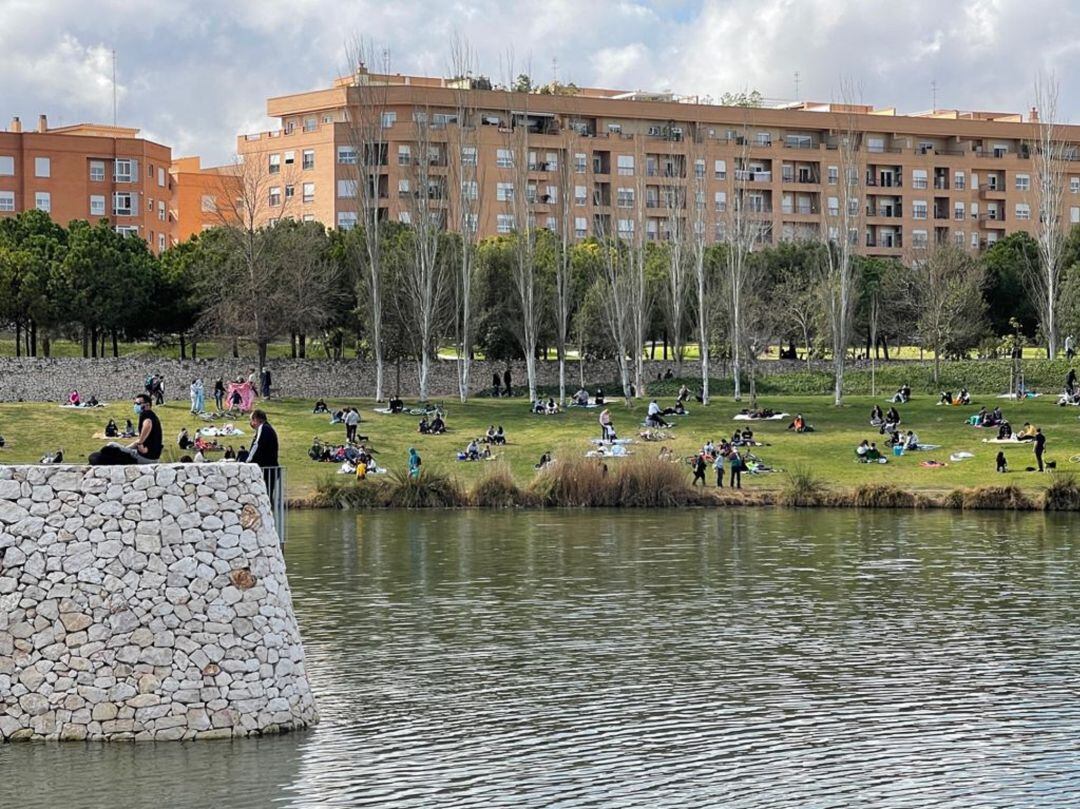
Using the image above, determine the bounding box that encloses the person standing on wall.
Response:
[248,409,280,501]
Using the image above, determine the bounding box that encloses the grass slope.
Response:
[1,391,1077,501]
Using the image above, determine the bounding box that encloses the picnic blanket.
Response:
[588,437,633,445]
[996,392,1041,399]
[568,402,601,409]
[60,403,106,410]
[197,425,244,437]
[907,444,942,451]
[950,451,975,462]
[733,413,788,421]
[586,445,630,458]
[982,436,1024,444]
[336,463,387,475]
[225,381,256,413]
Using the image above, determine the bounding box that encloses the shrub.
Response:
[384,468,466,509]
[1042,473,1080,511]
[777,465,828,507]
[312,475,390,509]
[471,465,533,507]
[849,483,917,509]
[954,484,1036,510]
[528,455,698,507]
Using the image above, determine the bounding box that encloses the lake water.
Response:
[4,508,1080,808]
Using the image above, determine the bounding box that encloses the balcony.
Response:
[734,170,772,183]
[979,213,1007,228]
[781,203,819,215]
[782,174,821,185]
[978,187,1006,200]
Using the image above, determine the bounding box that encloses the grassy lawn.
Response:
[1,391,1077,502]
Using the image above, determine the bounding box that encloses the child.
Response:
[996,451,1007,473]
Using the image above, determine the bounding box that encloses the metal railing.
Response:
[262,466,287,545]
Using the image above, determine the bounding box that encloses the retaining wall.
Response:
[0,463,318,741]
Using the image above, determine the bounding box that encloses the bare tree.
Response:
[661,139,691,375]
[501,53,542,401]
[552,129,579,406]
[593,218,635,405]
[686,123,712,403]
[342,39,390,400]
[402,106,450,400]
[818,88,863,405]
[446,35,484,402]
[626,136,652,398]
[1027,73,1068,357]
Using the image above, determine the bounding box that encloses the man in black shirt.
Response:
[1034,428,1047,472]
[89,393,162,465]
[247,409,280,503]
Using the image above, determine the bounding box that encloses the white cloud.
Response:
[3,0,1080,163]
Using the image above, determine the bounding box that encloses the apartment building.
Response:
[235,69,1080,257]
[0,115,178,253]
[170,156,241,240]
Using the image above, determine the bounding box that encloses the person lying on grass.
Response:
[786,414,814,433]
[312,399,329,414]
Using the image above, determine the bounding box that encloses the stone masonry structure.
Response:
[0,463,318,741]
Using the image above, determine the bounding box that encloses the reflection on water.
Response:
[4,508,1080,808]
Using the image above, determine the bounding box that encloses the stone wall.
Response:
[0,463,318,741]
[0,355,857,403]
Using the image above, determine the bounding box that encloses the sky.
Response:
[3,0,1080,164]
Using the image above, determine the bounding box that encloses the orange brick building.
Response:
[170,156,240,241]
[235,68,1080,257]
[0,115,177,253]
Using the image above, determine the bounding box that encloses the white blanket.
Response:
[733,413,788,421]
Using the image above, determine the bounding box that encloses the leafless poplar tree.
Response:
[552,129,578,406]
[686,123,712,403]
[818,88,863,406]
[447,35,484,401]
[626,136,651,398]
[662,135,691,374]
[342,38,390,400]
[1028,73,1067,357]
[594,219,635,405]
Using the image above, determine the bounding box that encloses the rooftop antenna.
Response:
[381,48,390,73]
[552,56,559,86]
[931,79,937,111]
[793,70,800,99]
[112,49,117,125]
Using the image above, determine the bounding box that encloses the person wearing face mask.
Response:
[89,393,163,465]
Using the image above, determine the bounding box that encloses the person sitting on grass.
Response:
[463,439,481,461]
[535,451,552,470]
[677,384,690,403]
[573,388,589,406]
[990,406,1004,425]
[388,396,404,414]
[177,427,193,450]
[123,419,136,438]
[430,413,446,434]
[312,399,329,414]
[856,439,870,460]
[996,451,1008,473]
[866,442,883,462]
[886,430,903,449]
[786,414,813,433]
[493,425,506,445]
[68,390,80,407]
[418,416,431,434]
[997,420,1013,440]
[1016,422,1037,441]
[237,445,249,463]
[881,407,901,434]
[939,391,953,405]
[545,397,560,415]
[646,400,670,428]
[905,430,920,451]
[532,399,546,414]
[223,445,236,460]
[658,446,674,463]
[105,419,119,438]
[957,388,971,405]
[870,404,884,426]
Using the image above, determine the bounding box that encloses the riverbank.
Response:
[2,392,1078,505]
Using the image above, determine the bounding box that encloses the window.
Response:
[284,184,295,200]
[33,192,50,212]
[1071,177,1080,194]
[954,171,965,190]
[398,211,411,224]
[695,190,705,208]
[303,150,315,170]
[616,187,634,208]
[302,182,315,203]
[785,134,812,149]
[0,155,13,176]
[157,167,166,187]
[848,197,859,215]
[497,214,514,233]
[268,154,281,174]
[337,211,358,230]
[336,146,357,165]
[827,165,838,184]
[269,186,282,205]
[147,196,153,212]
[972,232,980,248]
[714,159,727,179]
[617,218,634,236]
[546,152,559,171]
[398,145,412,165]
[545,185,557,203]
[694,159,705,179]
[337,179,358,198]
[35,157,50,178]
[1015,202,1031,220]
[1072,207,1080,224]
[398,178,410,195]
[115,225,139,237]
[867,137,885,153]
[158,234,166,252]
[114,159,136,183]
[303,116,317,132]
[544,216,556,231]
[575,185,586,206]
[380,111,396,128]
[954,230,965,246]
[497,149,513,168]
[912,169,928,190]
[464,214,478,233]
[607,123,622,134]
[912,200,928,220]
[575,216,587,238]
[157,200,166,221]
[201,195,216,213]
[497,182,514,202]
[1015,173,1030,191]
[827,196,840,216]
[112,192,134,216]
[0,191,14,211]
[954,202,965,220]
[714,191,727,212]
[461,180,477,200]
[912,229,928,247]
[462,146,477,166]
[617,155,634,176]
[527,151,538,170]
[89,160,105,182]
[755,132,772,146]
[323,114,334,125]
[574,153,587,173]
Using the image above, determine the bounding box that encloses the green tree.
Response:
[981,232,1038,337]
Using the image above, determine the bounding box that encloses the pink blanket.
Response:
[226,381,256,412]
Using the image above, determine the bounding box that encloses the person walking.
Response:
[260,367,272,398]
[408,447,422,479]
[1034,428,1046,472]
[492,371,501,397]
[503,367,512,397]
